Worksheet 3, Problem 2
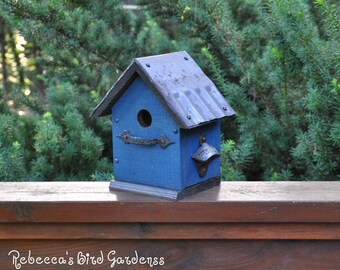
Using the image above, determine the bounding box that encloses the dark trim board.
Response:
[109,177,220,200]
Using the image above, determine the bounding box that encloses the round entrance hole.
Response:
[137,109,152,127]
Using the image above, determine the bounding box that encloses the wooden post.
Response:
[1,182,340,269]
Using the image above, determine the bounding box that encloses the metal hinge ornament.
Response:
[117,130,174,149]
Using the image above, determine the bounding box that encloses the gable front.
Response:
[111,75,183,190]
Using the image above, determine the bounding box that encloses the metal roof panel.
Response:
[91,51,235,129]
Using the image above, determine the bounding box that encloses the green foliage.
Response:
[142,0,340,180]
[314,0,340,39]
[0,141,27,181]
[0,0,339,181]
[31,83,107,180]
[0,114,29,181]
[0,0,177,181]
[220,139,253,181]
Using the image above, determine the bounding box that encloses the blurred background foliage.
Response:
[0,0,339,181]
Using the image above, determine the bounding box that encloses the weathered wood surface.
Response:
[2,181,340,202]
[2,240,340,270]
[1,222,340,240]
[1,182,340,223]
[1,182,340,269]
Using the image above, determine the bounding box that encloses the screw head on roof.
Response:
[187,115,192,120]
[146,63,151,67]
[184,56,189,60]
[223,106,228,111]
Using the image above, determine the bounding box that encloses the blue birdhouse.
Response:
[91,51,235,200]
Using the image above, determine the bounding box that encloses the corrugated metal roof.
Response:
[91,51,235,129]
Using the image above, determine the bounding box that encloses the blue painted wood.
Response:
[111,75,222,194]
[111,76,183,190]
[180,121,221,187]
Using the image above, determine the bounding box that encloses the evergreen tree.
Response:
[0,0,339,181]
[141,0,340,180]
[0,0,177,180]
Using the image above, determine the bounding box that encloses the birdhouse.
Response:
[91,51,235,200]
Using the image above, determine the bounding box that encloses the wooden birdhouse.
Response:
[91,51,235,200]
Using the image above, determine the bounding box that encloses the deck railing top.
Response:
[1,181,340,223]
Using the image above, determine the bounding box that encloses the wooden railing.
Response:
[1,181,340,269]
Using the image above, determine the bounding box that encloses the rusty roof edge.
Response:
[186,54,236,119]
[208,79,236,117]
[134,53,235,129]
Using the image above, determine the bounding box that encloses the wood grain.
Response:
[1,182,340,269]
[2,181,340,202]
[1,223,340,240]
[1,240,340,270]
[1,182,340,223]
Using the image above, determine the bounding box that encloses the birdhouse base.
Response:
[109,177,220,201]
